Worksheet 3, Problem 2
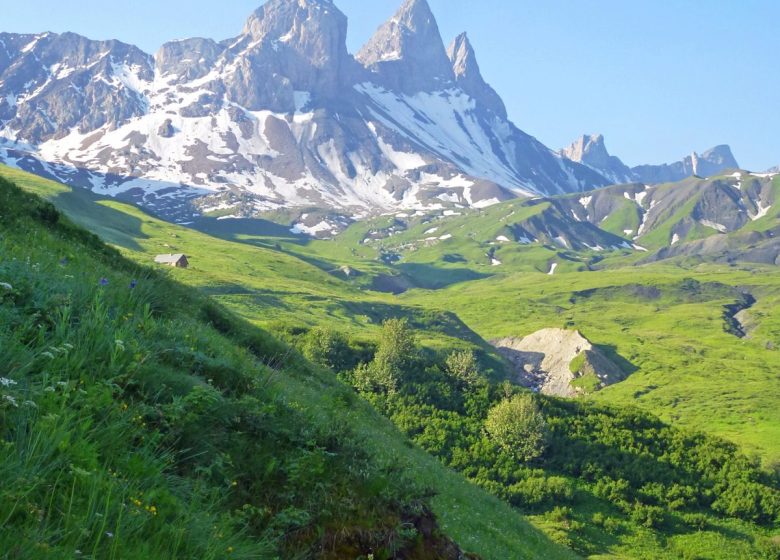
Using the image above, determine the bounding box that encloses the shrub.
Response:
[301,327,352,372]
[485,394,547,462]
[444,350,480,387]
[368,318,417,393]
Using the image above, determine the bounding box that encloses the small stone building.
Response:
[154,254,189,268]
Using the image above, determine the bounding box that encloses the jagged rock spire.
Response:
[356,0,454,93]
[562,134,611,165]
[447,32,506,118]
[561,134,634,184]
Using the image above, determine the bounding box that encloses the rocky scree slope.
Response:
[492,328,626,397]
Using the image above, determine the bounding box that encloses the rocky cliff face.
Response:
[561,134,634,184]
[0,32,153,143]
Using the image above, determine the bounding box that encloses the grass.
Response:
[5,162,780,556]
[403,265,780,466]
[0,169,576,558]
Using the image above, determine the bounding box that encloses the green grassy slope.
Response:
[0,168,577,559]
[0,166,496,356]
[403,264,780,466]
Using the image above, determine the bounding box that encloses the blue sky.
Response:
[3,0,778,170]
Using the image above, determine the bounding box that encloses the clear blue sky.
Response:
[3,0,778,170]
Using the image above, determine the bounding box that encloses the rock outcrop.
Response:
[492,328,627,398]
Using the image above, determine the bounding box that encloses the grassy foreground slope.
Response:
[0,170,575,559]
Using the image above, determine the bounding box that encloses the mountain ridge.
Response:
[1,0,612,223]
[561,133,740,185]
[0,0,744,226]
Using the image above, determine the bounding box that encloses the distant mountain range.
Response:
[0,0,745,221]
[560,134,739,186]
[356,169,780,271]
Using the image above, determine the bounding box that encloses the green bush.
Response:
[485,394,548,462]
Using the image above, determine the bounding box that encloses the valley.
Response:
[4,161,780,558]
[1,0,779,558]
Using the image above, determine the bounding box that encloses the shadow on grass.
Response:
[594,343,639,376]
[51,190,149,252]
[396,263,492,290]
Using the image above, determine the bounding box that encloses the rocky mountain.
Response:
[377,168,779,267]
[548,169,780,263]
[447,33,507,120]
[0,0,612,225]
[561,134,740,185]
[632,145,739,184]
[560,134,634,184]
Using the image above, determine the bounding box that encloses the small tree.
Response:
[301,327,350,371]
[445,350,480,387]
[370,318,416,392]
[485,393,547,462]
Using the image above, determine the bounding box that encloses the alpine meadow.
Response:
[1,1,779,559]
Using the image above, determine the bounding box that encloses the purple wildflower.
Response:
[99,278,109,287]
[59,257,69,266]
[130,280,138,290]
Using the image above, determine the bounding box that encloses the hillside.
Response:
[0,174,578,559]
[4,165,780,558]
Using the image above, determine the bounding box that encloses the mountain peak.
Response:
[356,0,454,92]
[561,134,609,163]
[233,0,351,105]
[242,0,347,52]
[561,134,634,184]
[447,32,474,74]
[396,0,436,24]
[446,32,507,118]
[689,145,739,177]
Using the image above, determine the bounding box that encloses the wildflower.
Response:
[115,340,125,351]
[99,278,109,286]
[0,282,12,291]
[22,401,37,409]
[0,378,17,387]
[231,481,238,487]
[227,547,234,554]
[62,343,74,351]
[40,352,55,360]
[59,257,69,266]
[130,280,138,289]
[44,386,55,393]
[3,395,18,407]
[105,532,114,539]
